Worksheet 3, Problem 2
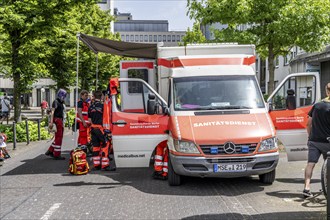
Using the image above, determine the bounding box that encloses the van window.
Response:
[270,75,316,110]
[128,69,148,93]
[119,81,165,114]
[173,75,264,110]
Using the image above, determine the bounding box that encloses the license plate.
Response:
[214,163,247,172]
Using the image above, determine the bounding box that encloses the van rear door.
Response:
[267,73,320,161]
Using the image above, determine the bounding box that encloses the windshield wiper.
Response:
[195,105,252,110]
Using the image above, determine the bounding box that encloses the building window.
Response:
[176,35,180,41]
[135,35,139,42]
[121,35,125,41]
[149,35,153,42]
[167,35,171,42]
[144,35,148,42]
[163,35,166,42]
[126,35,129,42]
[140,35,143,42]
[172,35,175,42]
[154,35,157,42]
[130,35,134,42]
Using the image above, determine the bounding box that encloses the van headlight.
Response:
[258,137,277,152]
[174,140,200,154]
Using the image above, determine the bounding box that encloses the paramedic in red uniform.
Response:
[88,90,112,171]
[77,90,90,147]
[153,140,168,180]
[45,89,67,160]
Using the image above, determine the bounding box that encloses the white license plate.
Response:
[215,163,247,172]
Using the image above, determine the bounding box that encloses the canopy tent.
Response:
[74,33,158,148]
[78,33,158,59]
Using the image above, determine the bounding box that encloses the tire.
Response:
[168,156,181,186]
[259,169,276,184]
[321,159,327,197]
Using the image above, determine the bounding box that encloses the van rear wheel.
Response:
[259,169,276,184]
[168,156,181,186]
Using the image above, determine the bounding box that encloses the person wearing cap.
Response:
[45,89,67,160]
[303,83,330,198]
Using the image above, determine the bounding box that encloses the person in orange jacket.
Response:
[153,140,168,180]
[76,90,90,150]
[88,90,114,171]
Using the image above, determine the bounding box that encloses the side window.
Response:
[128,69,148,93]
[119,81,165,115]
[270,75,316,110]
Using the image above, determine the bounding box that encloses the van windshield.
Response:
[173,75,265,110]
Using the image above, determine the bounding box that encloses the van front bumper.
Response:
[170,152,279,178]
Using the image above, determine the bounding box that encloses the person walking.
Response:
[303,83,330,198]
[45,89,67,160]
[76,90,90,149]
[0,96,11,124]
[40,99,48,118]
[88,90,113,171]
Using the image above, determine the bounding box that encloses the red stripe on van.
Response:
[121,62,154,69]
[158,56,256,68]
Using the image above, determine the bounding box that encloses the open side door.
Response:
[111,78,169,168]
[267,72,320,161]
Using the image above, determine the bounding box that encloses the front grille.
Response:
[200,143,258,155]
[207,158,255,163]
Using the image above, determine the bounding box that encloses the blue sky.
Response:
[114,0,194,31]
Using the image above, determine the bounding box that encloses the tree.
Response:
[45,1,122,92]
[182,22,207,45]
[188,0,330,94]
[0,0,83,122]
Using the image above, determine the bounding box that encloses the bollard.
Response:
[37,119,41,141]
[25,119,30,145]
[13,122,17,150]
[327,152,330,220]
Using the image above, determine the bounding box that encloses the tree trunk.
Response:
[267,44,275,95]
[11,34,22,122]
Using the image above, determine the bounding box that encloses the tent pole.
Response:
[74,33,80,149]
[96,54,99,90]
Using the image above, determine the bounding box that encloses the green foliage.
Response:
[0,121,51,143]
[187,0,330,93]
[45,2,121,92]
[0,0,122,121]
[182,22,207,45]
[65,109,76,127]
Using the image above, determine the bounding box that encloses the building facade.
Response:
[114,9,186,46]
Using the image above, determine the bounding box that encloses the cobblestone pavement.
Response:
[0,130,326,219]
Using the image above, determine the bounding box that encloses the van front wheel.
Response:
[168,157,181,186]
[259,169,276,184]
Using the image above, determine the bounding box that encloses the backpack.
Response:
[68,148,89,175]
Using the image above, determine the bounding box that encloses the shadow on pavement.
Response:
[52,166,267,196]
[266,190,326,208]
[181,211,324,220]
[276,178,321,184]
[2,153,268,196]
[2,151,71,175]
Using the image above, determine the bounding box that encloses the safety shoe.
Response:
[303,189,313,198]
[92,166,101,171]
[45,150,54,157]
[152,171,167,180]
[4,154,10,159]
[53,156,65,160]
[103,166,116,171]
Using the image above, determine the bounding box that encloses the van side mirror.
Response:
[147,93,156,115]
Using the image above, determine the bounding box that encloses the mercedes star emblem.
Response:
[224,142,236,154]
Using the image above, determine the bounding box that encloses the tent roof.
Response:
[79,33,158,59]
